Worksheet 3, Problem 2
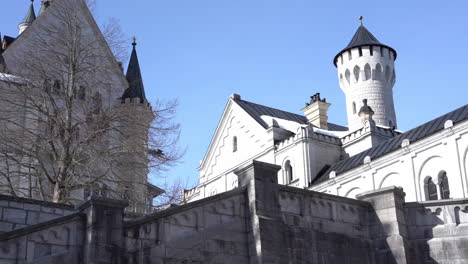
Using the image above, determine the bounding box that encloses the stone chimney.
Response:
[301,93,331,130]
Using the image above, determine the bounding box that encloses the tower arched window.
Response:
[345,69,351,84]
[370,46,374,56]
[352,102,356,114]
[353,65,360,82]
[364,63,371,80]
[380,47,385,57]
[348,51,352,61]
[358,47,363,57]
[424,176,438,201]
[233,136,238,152]
[373,63,382,80]
[285,160,293,183]
[438,171,450,199]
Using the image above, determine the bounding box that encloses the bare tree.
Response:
[0,0,182,210]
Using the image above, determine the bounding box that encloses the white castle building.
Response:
[183,22,468,203]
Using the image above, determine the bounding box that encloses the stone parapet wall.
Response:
[1,163,468,263]
[0,194,75,233]
[124,188,249,263]
[0,212,85,264]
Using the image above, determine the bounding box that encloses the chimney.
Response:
[301,93,331,130]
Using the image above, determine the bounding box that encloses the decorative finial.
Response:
[132,36,137,47]
[363,99,368,105]
[31,0,34,3]
[359,16,363,25]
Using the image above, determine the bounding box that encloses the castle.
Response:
[0,0,161,212]
[182,20,468,204]
[1,1,468,263]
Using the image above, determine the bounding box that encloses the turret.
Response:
[117,39,157,213]
[19,0,37,35]
[334,18,397,132]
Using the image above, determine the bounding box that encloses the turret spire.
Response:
[19,0,36,35]
[121,38,147,103]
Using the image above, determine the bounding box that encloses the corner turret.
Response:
[19,0,37,35]
[121,38,147,103]
[335,18,397,132]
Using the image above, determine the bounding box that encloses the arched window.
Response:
[233,136,238,152]
[373,63,382,80]
[353,65,360,82]
[352,102,356,114]
[424,176,438,201]
[364,63,371,80]
[438,171,450,199]
[285,160,293,183]
[370,46,374,56]
[380,47,385,57]
[358,47,363,57]
[348,50,352,61]
[345,69,351,84]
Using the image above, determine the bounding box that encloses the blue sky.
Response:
[2,0,467,188]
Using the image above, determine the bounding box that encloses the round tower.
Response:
[334,19,397,132]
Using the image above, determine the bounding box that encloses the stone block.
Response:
[3,208,27,224]
[41,206,55,213]
[24,203,41,212]
[8,201,24,209]
[0,222,13,232]
[39,213,57,223]
[26,211,39,225]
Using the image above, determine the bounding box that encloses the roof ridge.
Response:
[236,98,306,119]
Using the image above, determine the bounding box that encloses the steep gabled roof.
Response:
[312,104,468,185]
[234,98,348,131]
[121,40,146,102]
[334,25,397,66]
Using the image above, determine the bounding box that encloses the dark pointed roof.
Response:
[21,1,37,25]
[121,40,146,102]
[334,25,397,66]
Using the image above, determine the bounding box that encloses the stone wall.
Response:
[279,186,374,263]
[405,199,468,263]
[0,194,74,233]
[1,161,468,263]
[124,188,249,263]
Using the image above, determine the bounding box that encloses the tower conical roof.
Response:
[21,1,37,24]
[121,39,147,102]
[334,24,396,66]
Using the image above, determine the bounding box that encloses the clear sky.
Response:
[2,0,467,188]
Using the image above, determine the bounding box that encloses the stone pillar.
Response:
[234,160,288,264]
[77,196,128,264]
[357,186,411,264]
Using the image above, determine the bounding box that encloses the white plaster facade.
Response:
[183,24,468,204]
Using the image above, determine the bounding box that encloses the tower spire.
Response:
[19,0,37,35]
[121,38,147,103]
